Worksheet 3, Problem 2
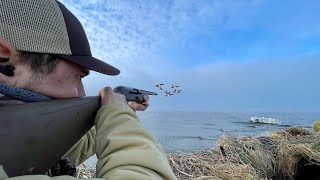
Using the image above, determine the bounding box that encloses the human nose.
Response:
[77,80,86,97]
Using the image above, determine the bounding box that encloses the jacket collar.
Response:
[0,83,52,104]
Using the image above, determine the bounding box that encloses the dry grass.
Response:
[77,127,320,180]
[76,164,95,179]
[167,150,261,180]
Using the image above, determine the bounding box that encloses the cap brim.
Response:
[57,55,120,76]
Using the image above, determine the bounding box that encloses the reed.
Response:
[77,126,320,179]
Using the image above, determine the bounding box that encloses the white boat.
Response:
[250,117,280,125]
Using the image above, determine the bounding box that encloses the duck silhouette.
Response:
[165,91,173,96]
[173,89,182,93]
[171,84,179,88]
[155,83,164,90]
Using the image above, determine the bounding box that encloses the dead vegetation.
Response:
[77,126,320,180]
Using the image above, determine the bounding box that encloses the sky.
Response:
[60,0,320,112]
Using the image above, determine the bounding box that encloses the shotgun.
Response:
[0,86,157,177]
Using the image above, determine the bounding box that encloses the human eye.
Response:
[79,68,90,79]
[78,69,90,79]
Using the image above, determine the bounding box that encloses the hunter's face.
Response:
[0,57,88,99]
[0,37,88,99]
[29,59,88,98]
[29,60,88,98]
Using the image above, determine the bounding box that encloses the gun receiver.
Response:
[114,86,158,103]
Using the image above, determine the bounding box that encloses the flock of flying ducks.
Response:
[155,84,182,96]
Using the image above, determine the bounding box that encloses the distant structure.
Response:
[171,84,179,88]
[155,83,164,90]
[165,91,173,96]
[173,89,182,93]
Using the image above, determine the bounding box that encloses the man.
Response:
[0,0,176,179]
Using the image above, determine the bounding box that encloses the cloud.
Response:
[58,0,265,96]
[81,54,319,112]
[59,0,264,72]
[58,0,319,112]
[149,55,320,112]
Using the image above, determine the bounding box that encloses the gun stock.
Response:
[0,96,99,177]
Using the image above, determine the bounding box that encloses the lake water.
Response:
[139,111,320,152]
[85,111,320,166]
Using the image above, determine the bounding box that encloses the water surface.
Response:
[85,111,320,166]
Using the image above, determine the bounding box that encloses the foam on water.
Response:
[250,116,281,125]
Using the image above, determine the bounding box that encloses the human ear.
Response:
[0,37,18,65]
[0,37,17,81]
